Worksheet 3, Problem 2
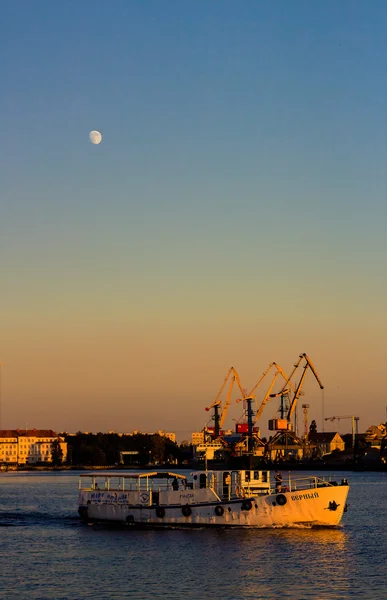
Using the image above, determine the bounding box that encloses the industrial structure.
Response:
[196,353,327,464]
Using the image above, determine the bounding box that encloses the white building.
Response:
[0,429,67,465]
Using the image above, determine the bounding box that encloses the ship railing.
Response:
[79,473,244,502]
[78,473,341,496]
[269,474,341,494]
[78,473,214,494]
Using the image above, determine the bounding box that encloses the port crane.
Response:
[248,362,297,426]
[269,353,324,432]
[234,361,294,428]
[261,353,324,462]
[325,415,359,449]
[231,362,297,456]
[205,367,245,438]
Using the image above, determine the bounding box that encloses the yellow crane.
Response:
[249,362,296,425]
[269,353,324,432]
[247,362,277,398]
[205,367,245,436]
[270,355,304,398]
[287,354,324,421]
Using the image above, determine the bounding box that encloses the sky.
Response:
[1,0,386,441]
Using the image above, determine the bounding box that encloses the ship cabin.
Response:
[78,469,273,507]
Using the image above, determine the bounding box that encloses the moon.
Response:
[89,130,102,145]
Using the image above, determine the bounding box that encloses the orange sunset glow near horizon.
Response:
[1,314,386,440]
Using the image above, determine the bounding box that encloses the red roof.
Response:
[0,429,58,438]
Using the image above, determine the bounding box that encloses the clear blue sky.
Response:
[1,1,386,439]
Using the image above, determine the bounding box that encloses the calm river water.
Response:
[0,470,385,599]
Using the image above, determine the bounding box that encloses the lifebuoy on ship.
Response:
[241,499,252,511]
[276,494,287,506]
[215,505,224,516]
[156,506,166,518]
[182,505,192,517]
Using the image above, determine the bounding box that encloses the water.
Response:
[0,470,385,599]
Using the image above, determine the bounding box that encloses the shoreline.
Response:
[2,461,386,473]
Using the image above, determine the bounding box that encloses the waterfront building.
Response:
[194,439,225,460]
[0,429,67,465]
[310,432,345,455]
[365,423,387,448]
[191,431,205,445]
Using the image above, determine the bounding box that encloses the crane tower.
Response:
[302,403,310,439]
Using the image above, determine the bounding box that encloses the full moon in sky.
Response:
[89,130,102,145]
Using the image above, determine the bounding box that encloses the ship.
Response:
[78,468,349,528]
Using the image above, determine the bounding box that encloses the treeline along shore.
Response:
[4,431,387,472]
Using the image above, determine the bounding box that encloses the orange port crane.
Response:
[246,362,297,426]
[205,367,245,437]
[269,353,324,431]
[288,354,324,421]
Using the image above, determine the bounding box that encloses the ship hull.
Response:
[79,485,349,528]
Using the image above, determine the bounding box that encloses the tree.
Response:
[51,438,64,466]
[309,420,318,440]
[149,434,166,464]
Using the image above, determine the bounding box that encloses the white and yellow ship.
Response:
[78,469,349,528]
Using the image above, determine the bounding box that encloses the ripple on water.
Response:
[0,470,385,599]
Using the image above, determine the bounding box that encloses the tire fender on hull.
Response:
[276,494,287,506]
[241,499,252,511]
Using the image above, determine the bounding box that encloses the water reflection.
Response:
[198,527,352,600]
[273,525,348,547]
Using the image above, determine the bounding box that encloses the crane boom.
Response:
[272,362,297,393]
[276,355,304,395]
[302,353,324,390]
[219,376,235,428]
[205,367,245,431]
[247,363,276,398]
[287,354,324,421]
[232,368,246,399]
[206,367,235,411]
[252,362,295,424]
[325,415,355,420]
[254,370,281,424]
[287,363,309,421]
